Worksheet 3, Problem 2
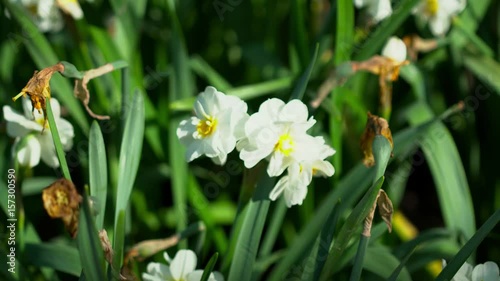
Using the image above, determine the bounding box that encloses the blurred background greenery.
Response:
[0,0,499,280]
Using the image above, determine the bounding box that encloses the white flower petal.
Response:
[369,0,392,22]
[279,99,309,123]
[38,132,60,168]
[170,249,197,280]
[270,176,288,201]
[13,136,41,168]
[381,36,407,63]
[3,105,42,137]
[472,262,500,281]
[144,262,174,281]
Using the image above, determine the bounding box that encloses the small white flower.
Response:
[381,36,407,63]
[354,0,392,23]
[177,86,249,165]
[237,98,316,177]
[269,137,335,207]
[10,0,83,32]
[3,97,74,168]
[413,0,466,36]
[442,259,500,281]
[142,249,224,281]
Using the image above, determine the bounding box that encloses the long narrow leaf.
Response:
[113,90,145,269]
[89,121,108,229]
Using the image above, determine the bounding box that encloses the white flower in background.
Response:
[142,249,224,281]
[353,0,392,23]
[3,97,74,168]
[413,0,466,36]
[381,36,407,63]
[442,260,500,281]
[269,137,335,207]
[237,98,317,177]
[9,0,83,32]
[177,86,249,165]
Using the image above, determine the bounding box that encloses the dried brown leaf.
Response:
[74,64,115,120]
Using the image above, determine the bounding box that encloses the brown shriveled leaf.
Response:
[42,178,82,238]
[377,190,394,233]
[352,55,409,81]
[12,63,65,130]
[99,229,114,264]
[403,34,439,61]
[125,235,180,264]
[360,112,394,167]
[74,64,116,120]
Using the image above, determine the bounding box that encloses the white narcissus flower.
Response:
[442,259,500,281]
[353,0,392,23]
[413,0,466,36]
[382,36,407,63]
[10,0,83,32]
[269,137,335,207]
[177,86,249,165]
[3,97,74,168]
[142,249,224,281]
[237,98,317,177]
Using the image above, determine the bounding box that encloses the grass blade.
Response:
[77,187,106,280]
[46,100,71,181]
[89,121,108,229]
[23,243,81,276]
[406,102,476,239]
[113,90,145,270]
[201,253,219,281]
[227,174,275,281]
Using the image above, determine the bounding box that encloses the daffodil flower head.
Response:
[353,0,393,23]
[237,98,317,177]
[269,136,335,207]
[413,0,466,36]
[142,249,224,281]
[3,97,74,168]
[177,86,249,165]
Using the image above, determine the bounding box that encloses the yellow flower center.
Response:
[36,118,50,130]
[196,116,217,138]
[274,134,294,156]
[426,0,439,16]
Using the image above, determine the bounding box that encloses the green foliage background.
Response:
[0,0,499,280]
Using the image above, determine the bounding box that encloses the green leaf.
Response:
[77,188,106,280]
[406,102,476,240]
[227,174,275,281]
[189,55,232,91]
[319,176,385,281]
[89,121,108,229]
[201,253,219,281]
[113,90,145,269]
[24,243,81,276]
[463,54,500,94]
[46,101,71,181]
[363,246,412,281]
[289,44,319,101]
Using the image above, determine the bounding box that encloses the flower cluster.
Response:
[142,249,224,281]
[177,87,335,207]
[442,260,500,281]
[413,0,466,36]
[3,97,74,168]
[9,0,83,32]
[352,0,467,36]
